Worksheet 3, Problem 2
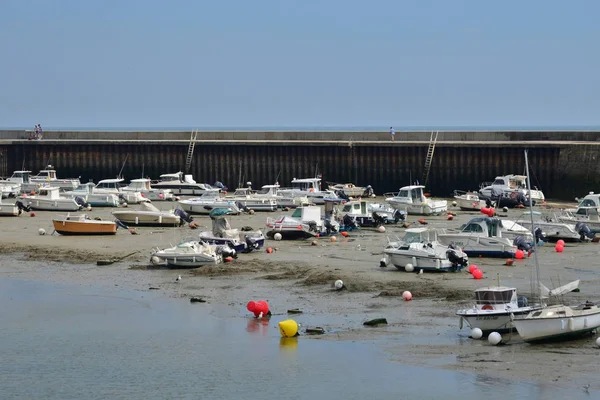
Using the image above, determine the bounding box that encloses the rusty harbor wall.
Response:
[1,130,600,200]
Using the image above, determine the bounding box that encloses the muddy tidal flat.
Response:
[1,197,600,394]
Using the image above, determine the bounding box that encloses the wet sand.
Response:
[1,198,599,390]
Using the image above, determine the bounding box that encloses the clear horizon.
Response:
[1,0,599,128]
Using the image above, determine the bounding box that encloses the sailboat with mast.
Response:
[510,150,600,343]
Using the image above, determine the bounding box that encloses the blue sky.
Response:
[1,0,599,129]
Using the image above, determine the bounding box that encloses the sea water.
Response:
[0,277,591,400]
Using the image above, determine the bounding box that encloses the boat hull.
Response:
[512,308,600,342]
[178,200,240,215]
[52,220,117,235]
[385,251,462,272]
[0,204,19,216]
[112,211,181,226]
[21,198,82,211]
[160,255,219,268]
[438,234,516,258]
[457,308,536,334]
[386,199,447,216]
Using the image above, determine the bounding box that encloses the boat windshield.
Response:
[475,290,514,304]
[578,198,598,208]
[402,231,427,244]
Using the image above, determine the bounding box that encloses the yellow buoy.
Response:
[278,319,299,338]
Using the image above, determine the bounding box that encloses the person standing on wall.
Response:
[389,127,395,142]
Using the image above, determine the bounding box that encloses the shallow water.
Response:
[0,277,593,400]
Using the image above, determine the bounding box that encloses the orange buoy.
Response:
[341,231,349,237]
[418,219,427,225]
[225,256,233,262]
[30,212,36,217]
[266,247,273,254]
[505,259,514,266]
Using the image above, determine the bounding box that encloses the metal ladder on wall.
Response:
[422,130,439,188]
[185,129,198,173]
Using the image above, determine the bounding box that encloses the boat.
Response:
[93,178,145,204]
[479,174,545,202]
[52,213,118,235]
[30,165,81,191]
[517,211,584,242]
[456,286,539,334]
[198,208,265,253]
[112,201,194,227]
[0,197,30,216]
[511,150,600,343]
[558,192,600,233]
[384,185,448,215]
[18,186,83,211]
[334,199,406,228]
[253,184,310,208]
[0,170,43,194]
[150,240,223,268]
[453,190,488,211]
[383,227,469,272]
[327,182,373,198]
[265,206,339,239]
[178,192,241,215]
[477,187,534,209]
[121,178,175,201]
[63,182,121,207]
[224,187,278,211]
[437,217,519,258]
[151,172,221,196]
[277,177,333,205]
[0,181,20,198]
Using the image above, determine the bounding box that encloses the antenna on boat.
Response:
[314,163,319,178]
[525,149,542,303]
[118,154,129,179]
[275,169,281,185]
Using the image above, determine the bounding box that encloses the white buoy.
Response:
[502,206,508,212]
[87,205,92,211]
[334,279,344,290]
[488,331,502,345]
[122,202,128,208]
[405,263,414,272]
[452,201,457,207]
[470,327,483,339]
[150,256,160,265]
[379,257,387,267]
[176,275,182,282]
[38,228,46,236]
[377,225,386,233]
[596,337,600,348]
[274,233,282,241]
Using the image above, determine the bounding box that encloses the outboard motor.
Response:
[307,221,319,233]
[372,211,386,227]
[235,201,250,213]
[74,196,88,208]
[342,214,358,230]
[214,181,228,192]
[335,190,349,201]
[534,227,545,243]
[575,222,595,240]
[485,198,493,208]
[364,185,374,197]
[217,245,237,259]
[174,208,194,225]
[517,296,529,308]
[114,219,129,230]
[244,235,260,253]
[15,200,31,215]
[392,209,406,223]
[324,218,337,235]
[446,247,468,269]
[513,235,534,253]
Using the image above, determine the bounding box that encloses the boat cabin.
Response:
[458,217,504,237]
[400,227,440,246]
[576,193,600,216]
[95,178,125,191]
[290,178,321,192]
[34,186,62,199]
[72,182,95,194]
[393,185,427,204]
[33,167,58,181]
[474,287,519,308]
[291,206,322,223]
[255,185,280,196]
[7,170,32,184]
[127,178,153,191]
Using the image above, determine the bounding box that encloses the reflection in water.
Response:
[246,317,270,335]
[279,337,298,350]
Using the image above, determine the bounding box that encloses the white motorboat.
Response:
[437,217,518,258]
[384,185,447,215]
[63,182,120,207]
[479,174,545,202]
[121,178,174,201]
[0,196,31,216]
[0,170,43,194]
[335,199,405,228]
[198,208,265,253]
[112,201,193,227]
[496,219,534,242]
[266,206,339,239]
[453,190,487,211]
[517,211,583,242]
[151,240,223,268]
[30,165,81,191]
[277,177,331,205]
[152,172,221,196]
[18,186,83,211]
[225,187,278,211]
[0,181,20,198]
[253,184,309,209]
[178,192,241,215]
[456,286,539,334]
[327,182,373,197]
[383,227,469,272]
[93,178,145,204]
[510,149,600,343]
[558,192,600,233]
